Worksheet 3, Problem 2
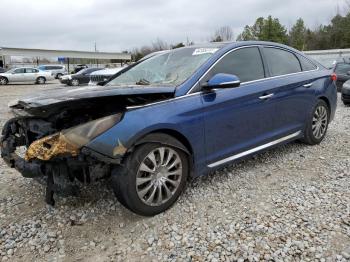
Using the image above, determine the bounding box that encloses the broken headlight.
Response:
[25,114,122,161]
[61,114,122,148]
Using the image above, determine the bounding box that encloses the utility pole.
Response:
[94,42,99,67]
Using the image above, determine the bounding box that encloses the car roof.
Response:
[158,41,307,57]
[39,65,64,67]
[90,67,124,75]
[13,67,37,69]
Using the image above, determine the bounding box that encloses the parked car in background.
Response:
[60,68,103,86]
[88,52,167,86]
[341,80,350,105]
[88,67,125,85]
[0,67,54,85]
[38,65,67,79]
[72,64,88,74]
[333,62,350,91]
[1,42,337,216]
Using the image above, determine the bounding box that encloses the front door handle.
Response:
[259,93,274,100]
[303,83,313,88]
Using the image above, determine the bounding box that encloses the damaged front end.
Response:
[1,114,123,205]
[1,86,175,205]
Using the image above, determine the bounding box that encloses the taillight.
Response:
[331,73,337,81]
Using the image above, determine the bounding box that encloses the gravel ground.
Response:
[0,82,349,262]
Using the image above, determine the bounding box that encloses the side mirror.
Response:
[202,73,241,90]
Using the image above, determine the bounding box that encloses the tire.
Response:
[112,142,189,216]
[71,79,79,86]
[301,100,330,145]
[343,101,350,106]
[0,77,8,85]
[36,77,46,85]
[56,73,63,79]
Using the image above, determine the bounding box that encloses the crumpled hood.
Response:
[10,85,176,109]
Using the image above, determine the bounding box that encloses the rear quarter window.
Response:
[264,47,302,76]
[297,55,318,71]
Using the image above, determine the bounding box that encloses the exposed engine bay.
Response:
[0,85,174,205]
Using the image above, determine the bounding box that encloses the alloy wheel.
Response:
[0,78,7,85]
[312,105,328,139]
[71,79,79,86]
[37,78,45,84]
[136,147,183,206]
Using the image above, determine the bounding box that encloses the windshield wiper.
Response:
[136,78,150,85]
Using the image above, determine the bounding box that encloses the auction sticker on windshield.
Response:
[192,48,219,56]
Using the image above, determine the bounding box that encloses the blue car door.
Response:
[200,47,284,167]
[261,47,319,136]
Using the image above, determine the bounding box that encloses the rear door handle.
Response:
[303,83,313,88]
[259,93,274,100]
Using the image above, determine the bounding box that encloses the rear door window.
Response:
[25,68,38,73]
[264,48,302,76]
[14,68,25,74]
[206,47,265,83]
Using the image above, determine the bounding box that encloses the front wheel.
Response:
[301,100,330,145]
[36,77,46,84]
[70,79,79,86]
[112,143,189,216]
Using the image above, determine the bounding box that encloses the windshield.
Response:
[106,47,219,87]
[6,68,15,73]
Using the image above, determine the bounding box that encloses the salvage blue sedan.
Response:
[1,41,337,216]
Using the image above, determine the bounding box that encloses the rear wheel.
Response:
[0,77,8,85]
[112,143,188,216]
[301,100,329,145]
[36,77,46,84]
[56,73,63,79]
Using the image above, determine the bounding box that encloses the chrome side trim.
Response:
[207,131,302,168]
[219,80,241,86]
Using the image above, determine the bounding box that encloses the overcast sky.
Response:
[0,0,346,52]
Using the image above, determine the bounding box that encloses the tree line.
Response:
[130,4,350,61]
[237,12,350,51]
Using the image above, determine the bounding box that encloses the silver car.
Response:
[38,65,67,79]
[0,67,55,85]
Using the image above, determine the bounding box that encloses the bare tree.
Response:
[131,38,169,61]
[151,38,169,51]
[211,26,234,42]
[345,0,350,10]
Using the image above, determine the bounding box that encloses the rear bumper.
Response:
[342,86,350,102]
[342,93,350,103]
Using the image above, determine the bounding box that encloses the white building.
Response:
[0,47,131,71]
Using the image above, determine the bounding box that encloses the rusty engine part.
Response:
[25,133,80,161]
